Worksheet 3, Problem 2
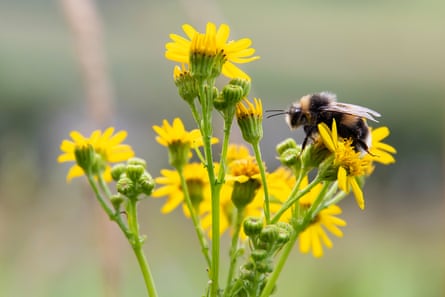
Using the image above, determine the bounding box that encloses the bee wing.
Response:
[321,102,381,122]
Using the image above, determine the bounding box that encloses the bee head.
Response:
[286,103,307,129]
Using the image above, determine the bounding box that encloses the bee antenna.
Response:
[265,109,288,119]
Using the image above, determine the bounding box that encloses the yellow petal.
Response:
[57,153,75,163]
[318,122,336,152]
[66,165,84,182]
[337,167,349,193]
[351,177,365,210]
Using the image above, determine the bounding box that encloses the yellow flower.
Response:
[151,163,212,216]
[58,127,134,182]
[152,117,218,169]
[153,117,201,148]
[298,182,347,258]
[165,22,259,80]
[226,144,251,164]
[318,120,372,209]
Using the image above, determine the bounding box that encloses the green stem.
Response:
[87,173,158,297]
[258,227,299,297]
[178,167,211,267]
[189,101,202,131]
[199,80,220,297]
[126,199,159,297]
[224,207,244,296]
[86,173,130,238]
[132,244,158,297]
[260,181,331,297]
[324,187,347,207]
[252,142,270,224]
[217,114,233,184]
[271,175,322,224]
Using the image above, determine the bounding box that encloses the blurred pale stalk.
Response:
[60,1,120,297]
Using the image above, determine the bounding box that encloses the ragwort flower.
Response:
[318,120,372,209]
[165,22,259,80]
[152,117,218,169]
[58,127,134,182]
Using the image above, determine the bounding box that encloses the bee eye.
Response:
[291,111,302,126]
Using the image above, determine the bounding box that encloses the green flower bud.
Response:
[127,157,147,169]
[243,217,264,237]
[276,222,293,234]
[229,77,251,97]
[259,225,279,245]
[126,164,145,181]
[110,194,125,211]
[277,148,301,169]
[251,249,268,261]
[256,259,273,273]
[138,172,155,196]
[111,163,126,181]
[276,230,291,245]
[276,138,298,155]
[117,176,135,197]
[222,84,244,105]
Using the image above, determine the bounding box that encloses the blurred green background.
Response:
[1,0,443,296]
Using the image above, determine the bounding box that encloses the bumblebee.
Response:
[267,92,381,153]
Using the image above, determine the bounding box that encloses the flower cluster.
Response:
[58,21,397,297]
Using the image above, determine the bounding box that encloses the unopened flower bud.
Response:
[126,164,145,181]
[222,84,244,105]
[276,138,298,155]
[127,157,147,169]
[278,148,301,168]
[117,176,135,197]
[138,172,155,196]
[243,216,264,237]
[173,65,198,104]
[110,194,125,211]
[111,163,126,181]
[251,249,268,261]
[259,225,279,245]
[256,259,273,273]
[229,77,251,97]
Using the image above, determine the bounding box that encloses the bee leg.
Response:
[356,139,376,156]
[301,134,310,151]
